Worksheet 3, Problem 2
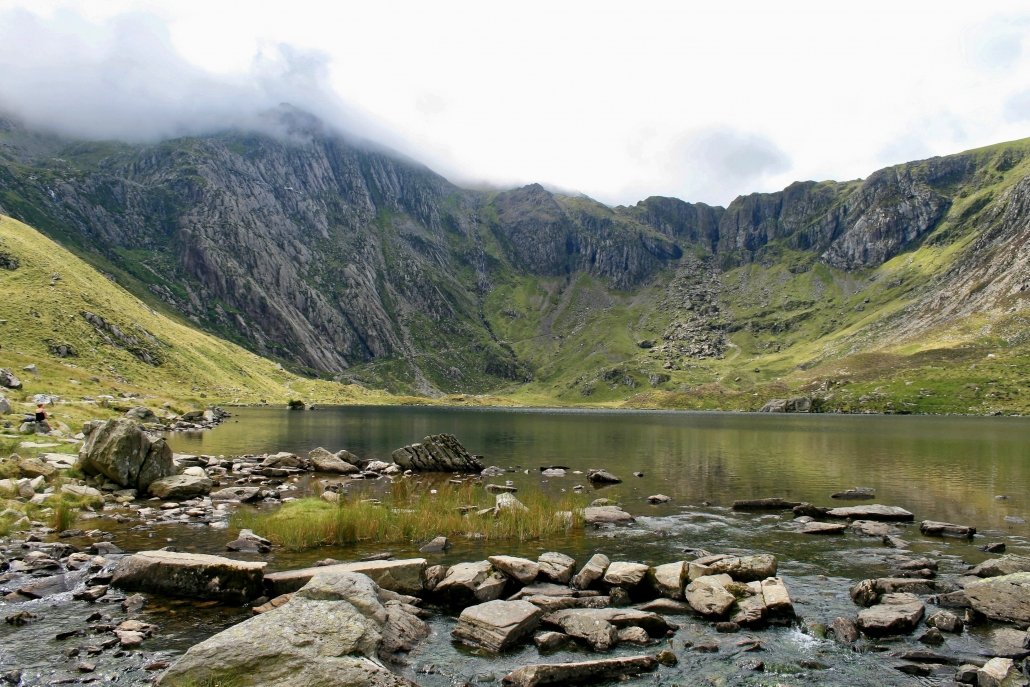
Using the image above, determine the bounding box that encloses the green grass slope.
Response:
[0,215,390,424]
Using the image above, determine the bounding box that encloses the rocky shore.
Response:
[2,419,1030,686]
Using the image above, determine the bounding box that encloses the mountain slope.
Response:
[1,108,1029,412]
[0,215,385,415]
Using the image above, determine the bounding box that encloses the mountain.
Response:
[1,108,1028,413]
[0,214,388,418]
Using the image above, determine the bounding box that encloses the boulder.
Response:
[538,552,576,584]
[587,469,622,484]
[124,406,157,423]
[76,419,175,491]
[148,474,213,499]
[920,520,975,538]
[210,486,263,502]
[857,593,925,637]
[496,492,529,513]
[261,452,307,469]
[649,561,687,600]
[572,554,610,590]
[452,600,543,652]
[541,608,675,650]
[925,610,963,633]
[685,575,736,617]
[0,368,22,389]
[971,555,1030,578]
[603,562,650,588]
[390,434,483,472]
[157,571,420,687]
[16,456,56,479]
[964,573,1030,625]
[264,558,427,596]
[583,506,634,525]
[0,396,9,414]
[825,505,914,522]
[489,555,540,585]
[433,560,494,605]
[308,447,360,474]
[977,657,1026,687]
[690,554,777,582]
[502,655,658,686]
[112,551,265,603]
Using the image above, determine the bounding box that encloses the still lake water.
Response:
[171,405,1030,534]
[8,407,1030,686]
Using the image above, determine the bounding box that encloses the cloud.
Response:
[1004,89,1030,122]
[0,7,378,144]
[668,129,792,203]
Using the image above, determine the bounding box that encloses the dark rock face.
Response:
[390,434,483,472]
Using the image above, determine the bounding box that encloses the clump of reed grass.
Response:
[232,481,585,551]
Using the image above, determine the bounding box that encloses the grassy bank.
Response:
[232,481,584,551]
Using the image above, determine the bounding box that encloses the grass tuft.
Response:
[233,481,585,551]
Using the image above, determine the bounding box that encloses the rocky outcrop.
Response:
[112,550,265,603]
[964,573,1030,625]
[156,571,422,687]
[76,419,175,491]
[390,434,483,472]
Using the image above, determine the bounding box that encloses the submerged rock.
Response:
[732,497,801,511]
[857,593,925,637]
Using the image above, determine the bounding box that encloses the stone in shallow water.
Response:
[856,592,925,637]
[964,572,1030,625]
[603,562,649,587]
[452,599,543,652]
[825,504,914,522]
[112,551,265,603]
[263,558,426,596]
[685,574,735,617]
[501,655,657,687]
[919,520,975,538]
[537,552,575,584]
[571,554,610,590]
[800,522,848,535]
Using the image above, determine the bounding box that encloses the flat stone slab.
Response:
[112,551,265,603]
[831,487,875,500]
[971,555,1030,578]
[502,655,658,686]
[826,505,914,522]
[857,592,925,637]
[800,522,848,535]
[920,520,975,538]
[603,562,649,587]
[732,497,802,511]
[264,558,426,596]
[964,572,1030,625]
[452,600,542,652]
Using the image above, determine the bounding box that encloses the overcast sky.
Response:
[1,1,1028,207]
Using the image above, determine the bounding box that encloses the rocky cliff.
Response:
[2,108,1029,401]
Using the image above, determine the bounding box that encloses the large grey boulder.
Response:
[157,571,421,687]
[502,655,658,686]
[856,592,925,637]
[148,474,213,499]
[76,418,175,491]
[572,554,610,590]
[433,560,507,605]
[264,558,426,596]
[538,552,576,584]
[452,600,543,652]
[685,574,736,617]
[489,555,540,585]
[964,572,1030,625]
[0,368,22,390]
[112,550,266,603]
[391,434,483,472]
[308,447,361,474]
[971,555,1030,578]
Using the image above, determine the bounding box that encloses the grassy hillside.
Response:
[0,215,396,426]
